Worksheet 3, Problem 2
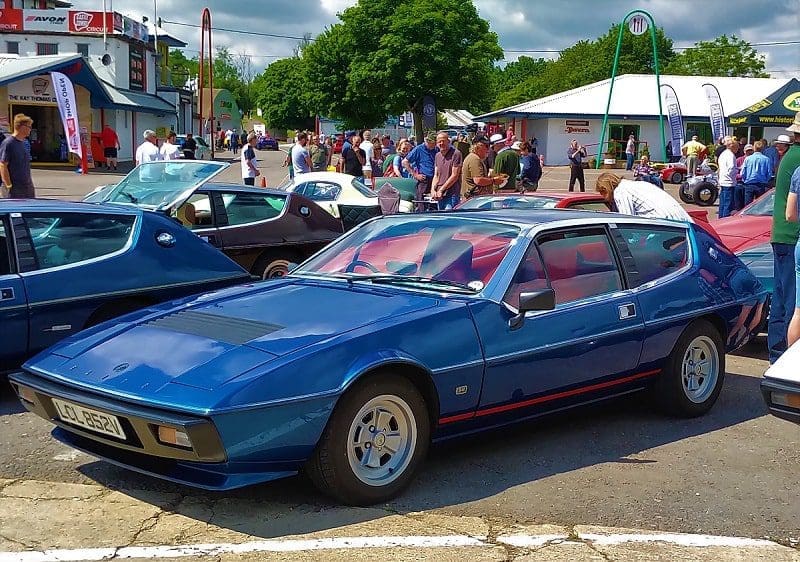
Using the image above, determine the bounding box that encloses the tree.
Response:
[665,35,769,77]
[252,57,315,131]
[491,56,551,109]
[303,0,503,138]
[167,49,197,88]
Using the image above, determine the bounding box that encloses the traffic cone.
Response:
[260,176,267,187]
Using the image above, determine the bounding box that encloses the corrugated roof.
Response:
[477,74,791,120]
[100,81,176,114]
[442,109,475,127]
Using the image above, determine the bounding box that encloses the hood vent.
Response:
[145,310,283,345]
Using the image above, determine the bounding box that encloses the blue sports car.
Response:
[10,210,767,505]
[0,199,251,374]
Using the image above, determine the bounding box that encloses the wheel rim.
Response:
[672,172,682,183]
[346,394,417,487]
[681,335,719,403]
[697,187,713,203]
[262,260,289,279]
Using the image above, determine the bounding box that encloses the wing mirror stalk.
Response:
[509,289,556,330]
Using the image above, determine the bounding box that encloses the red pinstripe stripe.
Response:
[438,369,660,425]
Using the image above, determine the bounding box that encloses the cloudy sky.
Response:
[84,0,798,77]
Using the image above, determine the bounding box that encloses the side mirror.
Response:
[509,288,556,330]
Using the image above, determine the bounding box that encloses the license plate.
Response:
[52,398,127,440]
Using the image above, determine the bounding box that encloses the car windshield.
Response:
[740,190,774,217]
[295,216,521,292]
[100,161,228,210]
[458,195,559,210]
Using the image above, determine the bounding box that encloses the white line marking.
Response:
[0,531,789,562]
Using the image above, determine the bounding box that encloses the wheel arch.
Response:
[699,313,727,344]
[84,295,156,329]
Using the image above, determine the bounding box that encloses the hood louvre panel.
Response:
[145,310,283,345]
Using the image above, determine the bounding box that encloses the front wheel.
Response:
[306,374,430,505]
[692,182,718,206]
[669,171,683,184]
[678,183,694,204]
[653,320,725,417]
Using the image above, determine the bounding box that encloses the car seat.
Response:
[421,238,474,284]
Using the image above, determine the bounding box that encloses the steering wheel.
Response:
[345,259,379,273]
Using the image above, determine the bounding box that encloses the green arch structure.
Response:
[596,9,667,168]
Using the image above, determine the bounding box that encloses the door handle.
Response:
[0,288,14,301]
[618,303,636,319]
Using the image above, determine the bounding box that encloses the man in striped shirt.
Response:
[595,172,691,222]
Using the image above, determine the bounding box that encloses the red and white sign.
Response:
[50,71,83,160]
[0,8,24,32]
[23,9,68,32]
[68,10,113,33]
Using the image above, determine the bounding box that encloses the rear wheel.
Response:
[306,374,430,505]
[653,320,725,417]
[669,171,683,184]
[692,182,718,206]
[252,251,297,279]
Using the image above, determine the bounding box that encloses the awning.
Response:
[0,53,113,106]
[728,78,800,127]
[100,81,176,115]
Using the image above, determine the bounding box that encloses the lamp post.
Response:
[596,9,667,168]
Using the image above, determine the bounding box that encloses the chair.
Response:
[377,183,401,215]
[338,204,382,231]
[421,238,474,284]
[174,203,196,227]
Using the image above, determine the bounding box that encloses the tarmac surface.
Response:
[1,152,797,561]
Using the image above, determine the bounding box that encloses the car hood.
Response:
[765,341,800,384]
[711,215,771,252]
[31,279,439,394]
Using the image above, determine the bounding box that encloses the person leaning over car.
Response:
[461,135,502,199]
[595,172,691,222]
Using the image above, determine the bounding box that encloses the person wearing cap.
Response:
[717,136,739,219]
[403,133,438,212]
[567,139,587,192]
[681,134,705,178]
[485,132,504,170]
[768,111,800,363]
[764,134,792,184]
[460,135,498,199]
[741,140,771,206]
[493,136,519,192]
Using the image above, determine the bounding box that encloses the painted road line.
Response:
[0,531,794,562]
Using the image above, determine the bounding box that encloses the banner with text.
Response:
[50,72,82,159]
[660,84,684,158]
[702,83,727,143]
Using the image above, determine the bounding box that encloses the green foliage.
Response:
[167,49,197,87]
[252,57,315,131]
[665,35,769,78]
[303,0,503,137]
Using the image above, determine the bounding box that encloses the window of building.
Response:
[6,42,20,55]
[36,43,58,56]
[76,43,89,58]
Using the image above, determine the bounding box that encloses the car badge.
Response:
[467,281,485,292]
[156,232,176,247]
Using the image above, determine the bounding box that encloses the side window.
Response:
[503,242,548,309]
[224,193,286,226]
[304,182,341,201]
[537,228,622,305]
[568,202,611,212]
[27,213,135,270]
[174,193,214,229]
[293,182,309,197]
[0,218,11,275]
[615,225,689,287]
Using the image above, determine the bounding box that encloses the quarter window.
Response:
[297,182,342,201]
[27,213,135,269]
[615,226,689,286]
[537,228,622,305]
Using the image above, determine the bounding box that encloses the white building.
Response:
[476,74,793,165]
[0,1,192,164]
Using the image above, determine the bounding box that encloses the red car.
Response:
[710,190,773,252]
[456,192,612,211]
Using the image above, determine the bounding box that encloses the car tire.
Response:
[252,251,297,279]
[678,182,694,204]
[306,374,430,506]
[669,171,683,184]
[692,182,718,207]
[653,320,725,417]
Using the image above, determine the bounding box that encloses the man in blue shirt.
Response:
[403,132,438,211]
[741,139,774,205]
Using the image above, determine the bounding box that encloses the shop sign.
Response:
[8,75,58,104]
[783,92,800,112]
[68,10,113,34]
[23,9,68,32]
[121,14,149,42]
[129,44,145,91]
[564,119,591,134]
[0,8,23,31]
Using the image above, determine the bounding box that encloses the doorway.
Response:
[10,104,66,162]
[607,124,640,160]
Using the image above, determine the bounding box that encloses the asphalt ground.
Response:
[1,153,797,561]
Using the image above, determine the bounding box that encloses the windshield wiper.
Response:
[354,274,478,293]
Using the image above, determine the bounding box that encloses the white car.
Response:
[762,341,800,425]
[176,134,211,160]
[278,171,414,217]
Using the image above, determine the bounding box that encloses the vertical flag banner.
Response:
[660,84,684,158]
[50,71,82,158]
[702,83,727,143]
[422,95,436,131]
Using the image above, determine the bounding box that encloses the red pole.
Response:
[199,8,213,158]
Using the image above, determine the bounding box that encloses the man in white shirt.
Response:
[159,131,182,160]
[241,133,260,185]
[716,136,739,218]
[291,132,312,175]
[361,129,374,181]
[595,172,691,222]
[135,129,161,182]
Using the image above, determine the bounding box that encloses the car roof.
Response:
[470,192,603,202]
[412,207,636,226]
[285,172,355,183]
[0,198,143,215]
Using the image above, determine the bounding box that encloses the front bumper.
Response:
[761,376,800,425]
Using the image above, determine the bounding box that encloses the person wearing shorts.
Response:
[101,124,120,170]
